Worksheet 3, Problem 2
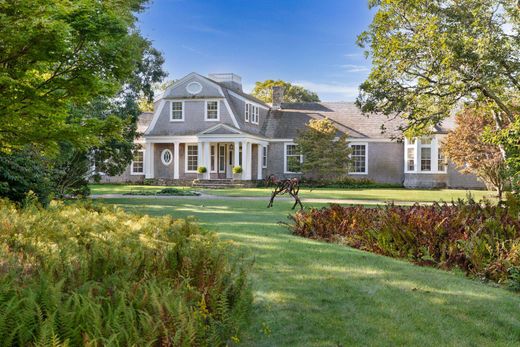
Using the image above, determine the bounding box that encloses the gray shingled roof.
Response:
[261,102,406,139]
[137,112,153,134]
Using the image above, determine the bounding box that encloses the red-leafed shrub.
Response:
[289,198,520,286]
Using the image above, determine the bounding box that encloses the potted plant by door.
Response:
[197,166,207,180]
[232,166,242,180]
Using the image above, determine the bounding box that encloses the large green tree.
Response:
[0,0,164,152]
[295,118,352,180]
[252,80,320,103]
[356,0,519,162]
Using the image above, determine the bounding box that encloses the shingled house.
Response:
[101,72,484,189]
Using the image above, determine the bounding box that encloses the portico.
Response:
[143,126,268,182]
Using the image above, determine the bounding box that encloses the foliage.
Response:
[198,166,207,174]
[357,0,519,177]
[232,166,243,174]
[0,200,251,345]
[299,177,402,189]
[123,187,200,196]
[443,107,507,198]
[289,197,520,287]
[295,118,352,180]
[251,80,320,103]
[0,148,55,205]
[0,0,165,152]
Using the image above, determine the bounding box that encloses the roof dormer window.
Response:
[245,103,259,124]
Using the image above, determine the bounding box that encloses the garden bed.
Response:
[123,187,201,196]
[0,199,251,345]
[289,198,520,289]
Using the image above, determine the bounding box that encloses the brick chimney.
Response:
[272,86,284,110]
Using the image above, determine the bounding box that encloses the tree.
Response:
[252,80,320,103]
[443,107,507,199]
[356,0,519,164]
[295,118,352,180]
[0,0,165,153]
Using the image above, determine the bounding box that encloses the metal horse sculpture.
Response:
[265,174,303,210]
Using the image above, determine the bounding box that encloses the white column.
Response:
[246,141,252,180]
[145,142,154,179]
[241,140,247,180]
[197,142,203,172]
[173,142,180,179]
[203,141,211,179]
[257,145,263,180]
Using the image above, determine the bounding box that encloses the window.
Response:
[205,100,219,120]
[262,146,267,168]
[186,145,198,172]
[285,144,302,173]
[245,103,259,124]
[421,148,432,171]
[210,145,216,172]
[438,149,448,172]
[349,144,367,174]
[245,104,250,122]
[239,144,242,166]
[252,105,259,124]
[131,150,144,174]
[161,149,173,165]
[170,101,184,121]
[407,147,415,171]
[219,145,226,172]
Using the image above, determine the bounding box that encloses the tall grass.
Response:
[0,199,251,346]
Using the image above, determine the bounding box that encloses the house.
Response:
[102,72,485,189]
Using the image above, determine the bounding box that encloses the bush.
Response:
[289,198,520,287]
[0,200,251,345]
[299,177,402,189]
[232,166,242,174]
[123,188,200,196]
[197,167,207,174]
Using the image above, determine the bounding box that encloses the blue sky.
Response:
[137,0,375,101]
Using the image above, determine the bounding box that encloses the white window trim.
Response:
[185,143,198,173]
[284,143,303,174]
[251,105,259,125]
[262,145,267,168]
[170,101,185,122]
[404,136,447,174]
[218,144,226,173]
[161,149,173,166]
[245,103,250,122]
[210,144,217,173]
[205,100,220,121]
[130,150,145,175]
[348,142,368,175]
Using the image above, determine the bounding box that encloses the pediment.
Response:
[199,124,242,135]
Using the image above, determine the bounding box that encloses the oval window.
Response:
[186,81,203,95]
[161,149,173,165]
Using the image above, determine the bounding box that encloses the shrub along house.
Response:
[102,72,484,189]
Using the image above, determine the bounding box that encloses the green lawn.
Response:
[90,183,494,202]
[97,196,520,346]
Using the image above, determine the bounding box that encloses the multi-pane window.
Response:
[210,145,216,172]
[438,149,448,172]
[206,101,219,120]
[186,145,198,172]
[219,145,226,172]
[421,148,432,171]
[262,146,267,168]
[350,144,367,174]
[171,101,183,121]
[245,104,250,122]
[407,147,415,171]
[239,144,242,166]
[285,144,302,173]
[131,150,144,174]
[252,105,259,124]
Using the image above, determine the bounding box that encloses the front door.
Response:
[218,144,227,179]
[227,144,234,179]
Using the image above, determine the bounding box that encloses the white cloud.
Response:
[292,81,359,100]
[340,64,370,73]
